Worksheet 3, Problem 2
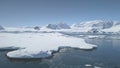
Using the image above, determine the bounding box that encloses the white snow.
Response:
[94,66,101,68]
[1,20,120,33]
[103,25,120,32]
[85,64,92,67]
[0,32,96,58]
[1,20,120,59]
[3,27,35,32]
[87,35,100,39]
[87,35,106,39]
[71,20,120,33]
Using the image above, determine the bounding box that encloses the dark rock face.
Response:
[34,26,40,30]
[0,25,4,30]
[46,23,70,29]
[57,23,71,29]
[46,24,57,29]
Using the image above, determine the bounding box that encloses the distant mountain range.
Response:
[71,20,120,28]
[1,20,120,32]
[71,20,120,32]
[46,23,71,29]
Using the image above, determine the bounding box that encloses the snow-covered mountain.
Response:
[0,25,4,30]
[46,23,71,29]
[71,20,120,32]
[1,20,120,33]
[103,25,120,32]
[72,20,113,29]
[34,26,40,30]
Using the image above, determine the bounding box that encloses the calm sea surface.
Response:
[0,38,120,68]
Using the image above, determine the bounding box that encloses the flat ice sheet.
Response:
[0,32,97,58]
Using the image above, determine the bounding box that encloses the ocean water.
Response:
[0,38,120,68]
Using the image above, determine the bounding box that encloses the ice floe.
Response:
[0,32,97,59]
[85,64,92,67]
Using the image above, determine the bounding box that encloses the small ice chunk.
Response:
[85,64,92,67]
[94,66,101,68]
[87,35,99,39]
[7,49,52,58]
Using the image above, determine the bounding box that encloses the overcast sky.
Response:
[0,0,120,26]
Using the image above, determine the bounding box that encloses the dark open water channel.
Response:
[0,38,120,68]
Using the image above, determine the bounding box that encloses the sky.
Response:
[0,0,120,26]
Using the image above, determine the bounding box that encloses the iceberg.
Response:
[85,64,92,67]
[94,66,101,68]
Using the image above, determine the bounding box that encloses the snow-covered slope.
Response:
[71,20,120,33]
[3,27,35,32]
[103,25,120,32]
[72,20,112,29]
[2,26,41,32]
[46,23,71,29]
